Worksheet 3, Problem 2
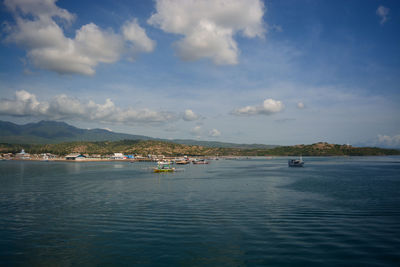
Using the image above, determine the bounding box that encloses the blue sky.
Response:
[0,0,399,147]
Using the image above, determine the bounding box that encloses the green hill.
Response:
[0,120,156,144]
[0,140,398,157]
[170,139,276,149]
[1,121,398,156]
[0,120,277,149]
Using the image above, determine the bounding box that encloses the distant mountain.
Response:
[0,120,154,144]
[0,120,277,148]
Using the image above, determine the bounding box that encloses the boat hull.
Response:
[176,161,190,165]
[288,160,304,167]
[154,168,175,173]
[193,160,209,164]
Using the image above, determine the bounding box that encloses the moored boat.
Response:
[193,159,209,164]
[154,162,175,172]
[288,156,304,167]
[175,160,190,165]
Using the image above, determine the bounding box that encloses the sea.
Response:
[1,157,399,266]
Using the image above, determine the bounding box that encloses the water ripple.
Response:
[1,158,400,266]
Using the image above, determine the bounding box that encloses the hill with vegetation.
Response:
[0,120,276,149]
[0,140,235,156]
[170,139,276,149]
[0,120,154,144]
[240,142,400,156]
[0,141,398,157]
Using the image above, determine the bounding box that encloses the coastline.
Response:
[2,141,399,160]
[3,154,399,163]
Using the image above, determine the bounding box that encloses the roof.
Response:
[65,153,85,158]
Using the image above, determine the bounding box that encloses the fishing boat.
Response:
[154,162,175,173]
[193,159,209,164]
[288,156,304,167]
[175,160,190,165]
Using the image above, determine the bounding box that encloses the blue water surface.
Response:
[1,157,399,266]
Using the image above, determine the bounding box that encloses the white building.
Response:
[65,153,86,161]
[112,153,126,160]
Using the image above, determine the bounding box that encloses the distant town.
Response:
[1,120,399,159]
[1,148,221,162]
[1,140,399,162]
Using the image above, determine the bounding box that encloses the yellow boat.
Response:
[154,162,175,173]
[154,168,175,173]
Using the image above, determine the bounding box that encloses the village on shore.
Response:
[1,141,399,161]
[0,149,238,162]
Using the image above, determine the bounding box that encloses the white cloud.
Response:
[297,102,305,109]
[148,0,265,65]
[376,5,390,25]
[208,129,221,137]
[182,109,199,121]
[190,125,203,136]
[0,90,49,116]
[376,134,400,148]
[232,98,284,116]
[122,19,156,60]
[0,90,176,124]
[4,0,75,23]
[3,0,154,75]
[189,125,221,138]
[75,23,124,64]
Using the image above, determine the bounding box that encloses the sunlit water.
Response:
[1,157,399,266]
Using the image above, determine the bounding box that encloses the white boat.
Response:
[288,156,304,167]
[193,159,209,164]
[175,159,190,165]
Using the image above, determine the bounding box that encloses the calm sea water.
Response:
[1,157,399,266]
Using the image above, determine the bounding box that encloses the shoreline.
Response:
[2,154,399,163]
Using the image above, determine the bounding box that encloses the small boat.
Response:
[154,162,175,173]
[157,160,171,165]
[175,160,190,165]
[193,159,209,164]
[288,156,304,167]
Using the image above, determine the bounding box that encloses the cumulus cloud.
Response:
[122,19,156,60]
[148,0,265,65]
[182,109,199,121]
[376,5,390,25]
[189,125,221,138]
[376,134,400,148]
[0,90,176,124]
[297,102,305,109]
[232,98,284,116]
[3,0,154,75]
[4,0,75,23]
[208,128,221,137]
[0,90,49,116]
[190,125,203,136]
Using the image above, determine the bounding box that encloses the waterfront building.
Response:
[65,154,86,160]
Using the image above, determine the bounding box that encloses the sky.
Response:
[0,0,399,147]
